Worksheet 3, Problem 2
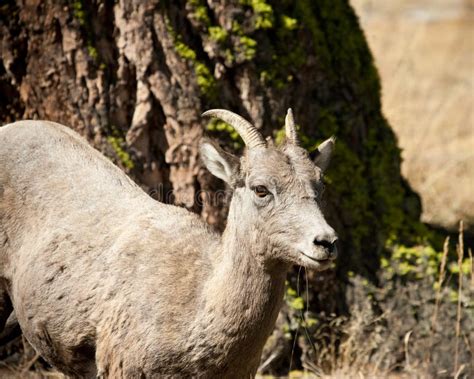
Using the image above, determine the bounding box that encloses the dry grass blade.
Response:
[426,236,450,363]
[469,248,473,289]
[454,221,464,375]
[404,330,413,371]
[454,363,466,379]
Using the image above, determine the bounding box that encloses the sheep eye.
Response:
[253,185,269,198]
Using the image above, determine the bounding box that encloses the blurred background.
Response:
[352,0,473,233]
[0,0,472,377]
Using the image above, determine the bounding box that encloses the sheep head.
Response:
[201,109,338,271]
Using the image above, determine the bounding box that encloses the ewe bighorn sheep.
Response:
[0,109,337,378]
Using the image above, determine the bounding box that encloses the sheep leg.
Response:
[0,312,20,345]
[0,288,13,333]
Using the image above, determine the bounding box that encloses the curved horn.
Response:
[285,108,299,145]
[202,109,266,149]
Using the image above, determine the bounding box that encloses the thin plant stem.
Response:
[454,221,464,375]
[468,248,473,289]
[426,237,449,363]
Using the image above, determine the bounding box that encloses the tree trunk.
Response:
[0,0,422,373]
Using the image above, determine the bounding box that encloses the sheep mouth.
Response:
[300,252,334,263]
[299,250,336,266]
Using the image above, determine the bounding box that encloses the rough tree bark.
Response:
[0,0,422,373]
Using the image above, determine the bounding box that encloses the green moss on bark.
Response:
[174,0,425,279]
[249,0,426,278]
[166,18,217,100]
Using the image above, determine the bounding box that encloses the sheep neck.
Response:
[186,197,287,374]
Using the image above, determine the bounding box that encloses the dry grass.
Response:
[258,223,473,379]
[351,0,474,231]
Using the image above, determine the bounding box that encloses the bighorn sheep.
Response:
[0,109,337,377]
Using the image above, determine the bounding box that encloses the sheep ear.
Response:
[312,136,335,172]
[200,139,239,185]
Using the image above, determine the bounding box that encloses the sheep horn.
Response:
[202,109,266,149]
[285,108,298,145]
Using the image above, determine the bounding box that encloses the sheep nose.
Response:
[313,236,338,255]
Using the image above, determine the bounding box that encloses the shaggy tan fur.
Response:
[0,119,336,378]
